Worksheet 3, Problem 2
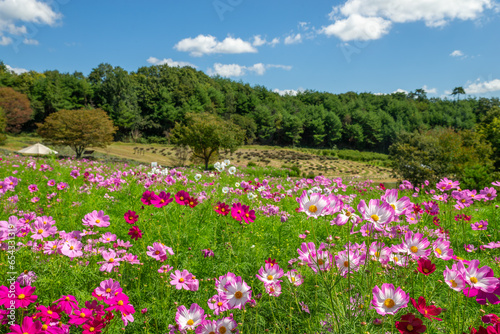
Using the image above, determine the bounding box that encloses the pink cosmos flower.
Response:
[33,304,61,322]
[471,220,488,231]
[94,279,122,300]
[158,265,173,273]
[369,241,391,265]
[82,210,110,228]
[146,242,174,262]
[68,308,93,325]
[216,317,238,333]
[61,239,83,259]
[197,319,218,334]
[480,187,497,200]
[30,220,57,240]
[265,282,282,297]
[432,238,454,260]
[371,283,409,316]
[457,260,499,293]
[47,179,56,186]
[443,265,466,291]
[201,248,214,258]
[256,263,284,285]
[28,184,38,193]
[175,303,205,331]
[122,253,141,265]
[231,202,245,221]
[215,272,237,294]
[335,250,363,276]
[358,199,394,231]
[297,190,329,218]
[285,270,304,286]
[392,231,431,259]
[436,178,459,192]
[100,232,117,243]
[381,189,411,216]
[241,205,256,224]
[170,270,194,290]
[214,202,230,216]
[223,276,252,310]
[105,293,135,316]
[56,182,68,190]
[99,249,121,272]
[207,294,229,316]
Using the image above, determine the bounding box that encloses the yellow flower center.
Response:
[42,325,48,330]
[450,279,458,288]
[96,219,100,223]
[80,312,86,318]
[219,326,227,334]
[187,319,194,326]
[267,275,273,281]
[384,298,395,308]
[423,268,429,273]
[65,297,70,301]
[343,261,349,268]
[155,251,160,255]
[118,300,124,306]
[37,229,44,234]
[106,288,111,293]
[52,245,57,249]
[478,225,483,228]
[317,259,324,265]
[470,277,478,284]
[374,252,380,258]
[18,294,25,299]
[371,214,380,222]
[109,258,114,263]
[410,246,418,253]
[47,310,53,315]
[70,246,74,250]
[435,248,442,255]
[89,327,95,332]
[393,256,399,262]
[390,204,396,210]
[180,196,184,201]
[407,325,414,331]
[106,238,110,241]
[291,277,296,282]
[461,199,466,203]
[309,205,318,213]
[217,302,223,307]
[245,213,249,217]
[235,291,243,299]
[179,278,184,283]
[345,211,351,217]
[160,199,165,203]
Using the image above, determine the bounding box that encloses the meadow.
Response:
[0,153,499,334]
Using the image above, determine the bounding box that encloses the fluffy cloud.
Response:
[23,38,38,45]
[322,0,493,41]
[207,63,292,77]
[5,64,28,74]
[146,57,197,68]
[174,35,257,57]
[252,35,281,47]
[465,79,500,94]
[0,0,61,46]
[321,14,391,41]
[284,33,302,44]
[422,85,437,94]
[450,50,464,57]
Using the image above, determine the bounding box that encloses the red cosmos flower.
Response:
[411,296,442,321]
[82,315,106,334]
[417,258,436,276]
[124,210,138,224]
[214,202,230,216]
[175,191,190,205]
[468,324,500,334]
[265,258,277,266]
[395,313,426,334]
[412,204,423,215]
[432,216,440,227]
[187,196,198,208]
[128,226,142,241]
[380,183,386,191]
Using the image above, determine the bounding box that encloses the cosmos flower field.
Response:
[0,155,499,334]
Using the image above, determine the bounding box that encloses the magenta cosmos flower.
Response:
[0,282,37,308]
[124,210,138,224]
[53,295,79,314]
[170,270,195,290]
[457,260,499,293]
[372,283,409,316]
[82,210,110,228]
[8,316,42,334]
[471,220,488,231]
[94,279,122,300]
[141,190,155,206]
[61,239,83,259]
[175,190,190,205]
[214,202,230,216]
[151,191,173,208]
[146,242,174,262]
[358,199,394,231]
[223,276,252,309]
[175,303,205,331]
[392,231,431,259]
[256,263,284,285]
[128,226,142,240]
[381,189,411,216]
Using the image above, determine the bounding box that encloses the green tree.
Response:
[0,87,33,133]
[170,112,244,169]
[0,107,7,145]
[451,86,466,101]
[477,106,500,170]
[37,108,117,158]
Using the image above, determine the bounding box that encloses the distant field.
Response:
[1,135,396,182]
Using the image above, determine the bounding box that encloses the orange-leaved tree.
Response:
[0,87,32,133]
[37,108,117,158]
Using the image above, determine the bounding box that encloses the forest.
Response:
[0,61,498,153]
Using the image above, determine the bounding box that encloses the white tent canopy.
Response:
[17,143,58,155]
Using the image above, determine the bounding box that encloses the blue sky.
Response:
[1,0,500,98]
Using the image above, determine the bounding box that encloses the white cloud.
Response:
[5,64,28,74]
[298,22,310,30]
[322,0,494,41]
[269,37,280,47]
[422,85,437,94]
[273,88,304,96]
[393,88,408,94]
[321,14,392,41]
[146,57,197,68]
[207,63,292,77]
[0,36,12,45]
[450,50,464,57]
[174,35,257,57]
[284,33,302,44]
[23,38,38,45]
[252,35,267,46]
[465,78,500,94]
[0,0,61,46]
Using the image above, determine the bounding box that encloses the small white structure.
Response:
[17,143,58,155]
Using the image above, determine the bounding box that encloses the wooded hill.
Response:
[1,61,498,152]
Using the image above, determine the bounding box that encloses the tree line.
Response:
[0,60,499,153]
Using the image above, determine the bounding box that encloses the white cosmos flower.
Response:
[194,174,201,181]
[235,182,240,187]
[222,187,229,194]
[228,166,236,175]
[247,193,256,200]
[224,159,230,165]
